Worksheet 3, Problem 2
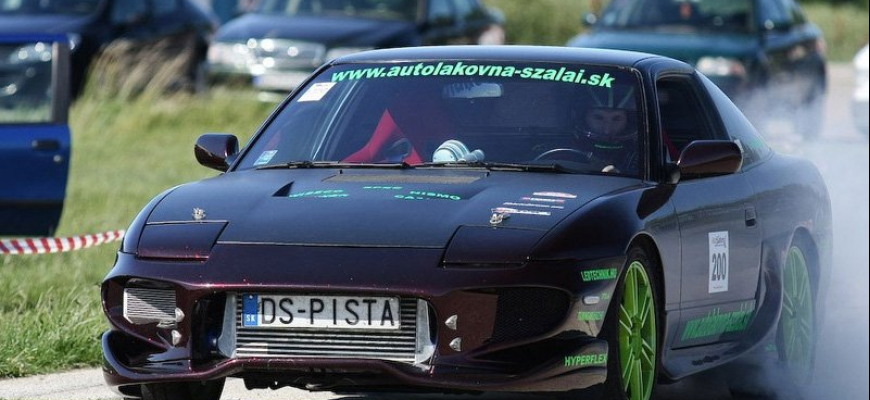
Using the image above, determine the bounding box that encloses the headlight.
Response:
[7,42,52,64]
[325,47,374,62]
[696,57,747,78]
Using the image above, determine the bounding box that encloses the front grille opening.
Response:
[192,293,228,364]
[489,288,571,344]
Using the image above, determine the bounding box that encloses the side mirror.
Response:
[583,12,598,27]
[676,140,742,180]
[195,133,239,172]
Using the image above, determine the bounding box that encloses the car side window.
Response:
[699,74,770,167]
[111,0,150,25]
[656,77,722,161]
[428,0,454,25]
[152,0,180,15]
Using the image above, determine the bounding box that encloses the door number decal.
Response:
[708,231,729,293]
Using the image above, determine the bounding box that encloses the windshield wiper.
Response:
[418,161,577,174]
[256,161,412,170]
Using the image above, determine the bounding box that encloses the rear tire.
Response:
[596,246,663,400]
[141,378,225,400]
[727,240,816,399]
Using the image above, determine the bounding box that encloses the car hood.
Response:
[146,169,640,248]
[0,15,89,34]
[569,30,758,64]
[215,13,415,47]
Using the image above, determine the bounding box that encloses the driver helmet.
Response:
[579,85,638,151]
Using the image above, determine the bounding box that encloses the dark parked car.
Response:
[102,46,832,400]
[1,34,70,236]
[206,0,505,93]
[568,0,828,139]
[0,0,216,96]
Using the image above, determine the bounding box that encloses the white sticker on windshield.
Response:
[254,150,277,166]
[708,231,729,294]
[298,82,337,102]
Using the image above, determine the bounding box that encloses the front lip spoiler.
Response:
[102,330,609,393]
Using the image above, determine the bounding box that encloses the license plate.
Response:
[253,71,311,90]
[242,294,401,330]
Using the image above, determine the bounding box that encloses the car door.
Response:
[657,75,762,348]
[0,35,71,236]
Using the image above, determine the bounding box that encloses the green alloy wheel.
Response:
[780,245,815,385]
[618,260,658,400]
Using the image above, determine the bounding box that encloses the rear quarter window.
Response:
[700,74,771,167]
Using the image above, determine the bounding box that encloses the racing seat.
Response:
[342,89,454,164]
[342,109,424,164]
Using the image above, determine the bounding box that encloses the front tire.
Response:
[602,246,662,400]
[141,378,225,400]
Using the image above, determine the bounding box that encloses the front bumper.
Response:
[206,64,314,92]
[103,330,609,393]
[102,245,624,394]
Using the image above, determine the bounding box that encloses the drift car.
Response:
[101,46,832,400]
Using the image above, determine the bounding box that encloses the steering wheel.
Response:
[533,148,592,163]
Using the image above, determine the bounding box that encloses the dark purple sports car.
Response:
[101,46,832,400]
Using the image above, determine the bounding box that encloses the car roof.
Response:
[333,45,683,69]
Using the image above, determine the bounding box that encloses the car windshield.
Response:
[599,0,756,33]
[237,60,644,177]
[0,0,102,15]
[258,0,417,21]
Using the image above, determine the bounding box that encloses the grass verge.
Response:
[0,89,274,377]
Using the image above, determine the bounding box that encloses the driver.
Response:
[574,86,639,174]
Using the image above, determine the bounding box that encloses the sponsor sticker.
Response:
[253,150,277,166]
[492,207,551,217]
[708,231,729,293]
[532,191,577,199]
[564,352,608,368]
[521,197,566,204]
[502,202,564,210]
[298,82,337,102]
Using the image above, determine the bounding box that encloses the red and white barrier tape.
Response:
[0,230,125,255]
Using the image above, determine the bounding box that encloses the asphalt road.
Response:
[0,64,866,400]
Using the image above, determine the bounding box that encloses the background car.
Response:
[0,34,70,236]
[567,0,828,140]
[0,0,217,97]
[206,0,505,94]
[854,44,868,135]
[102,46,831,400]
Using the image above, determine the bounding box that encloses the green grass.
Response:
[804,3,869,62]
[0,89,275,377]
[484,0,868,62]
